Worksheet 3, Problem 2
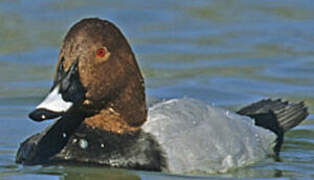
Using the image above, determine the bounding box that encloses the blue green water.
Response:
[0,0,314,179]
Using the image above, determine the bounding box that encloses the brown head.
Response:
[29,18,147,133]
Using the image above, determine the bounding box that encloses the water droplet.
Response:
[109,107,114,113]
[64,151,71,160]
[72,138,77,143]
[79,139,88,149]
[101,144,104,148]
[62,133,67,138]
[64,155,70,160]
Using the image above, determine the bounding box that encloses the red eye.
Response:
[96,48,106,57]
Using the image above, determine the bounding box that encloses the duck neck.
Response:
[83,72,147,134]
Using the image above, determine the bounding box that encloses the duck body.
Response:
[16,18,308,175]
[17,98,306,174]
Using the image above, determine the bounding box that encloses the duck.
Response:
[15,18,308,174]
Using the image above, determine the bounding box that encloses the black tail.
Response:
[237,99,308,159]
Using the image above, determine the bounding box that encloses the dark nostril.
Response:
[29,108,61,122]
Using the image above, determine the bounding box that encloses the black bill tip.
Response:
[29,108,62,122]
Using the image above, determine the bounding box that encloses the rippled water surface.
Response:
[1,0,314,179]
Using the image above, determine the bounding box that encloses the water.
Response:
[0,0,313,179]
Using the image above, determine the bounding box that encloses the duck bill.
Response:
[29,59,85,122]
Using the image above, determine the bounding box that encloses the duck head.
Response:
[29,18,147,133]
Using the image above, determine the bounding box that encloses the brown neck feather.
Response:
[83,58,147,134]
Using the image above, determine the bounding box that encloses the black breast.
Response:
[16,120,167,172]
[52,124,167,171]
